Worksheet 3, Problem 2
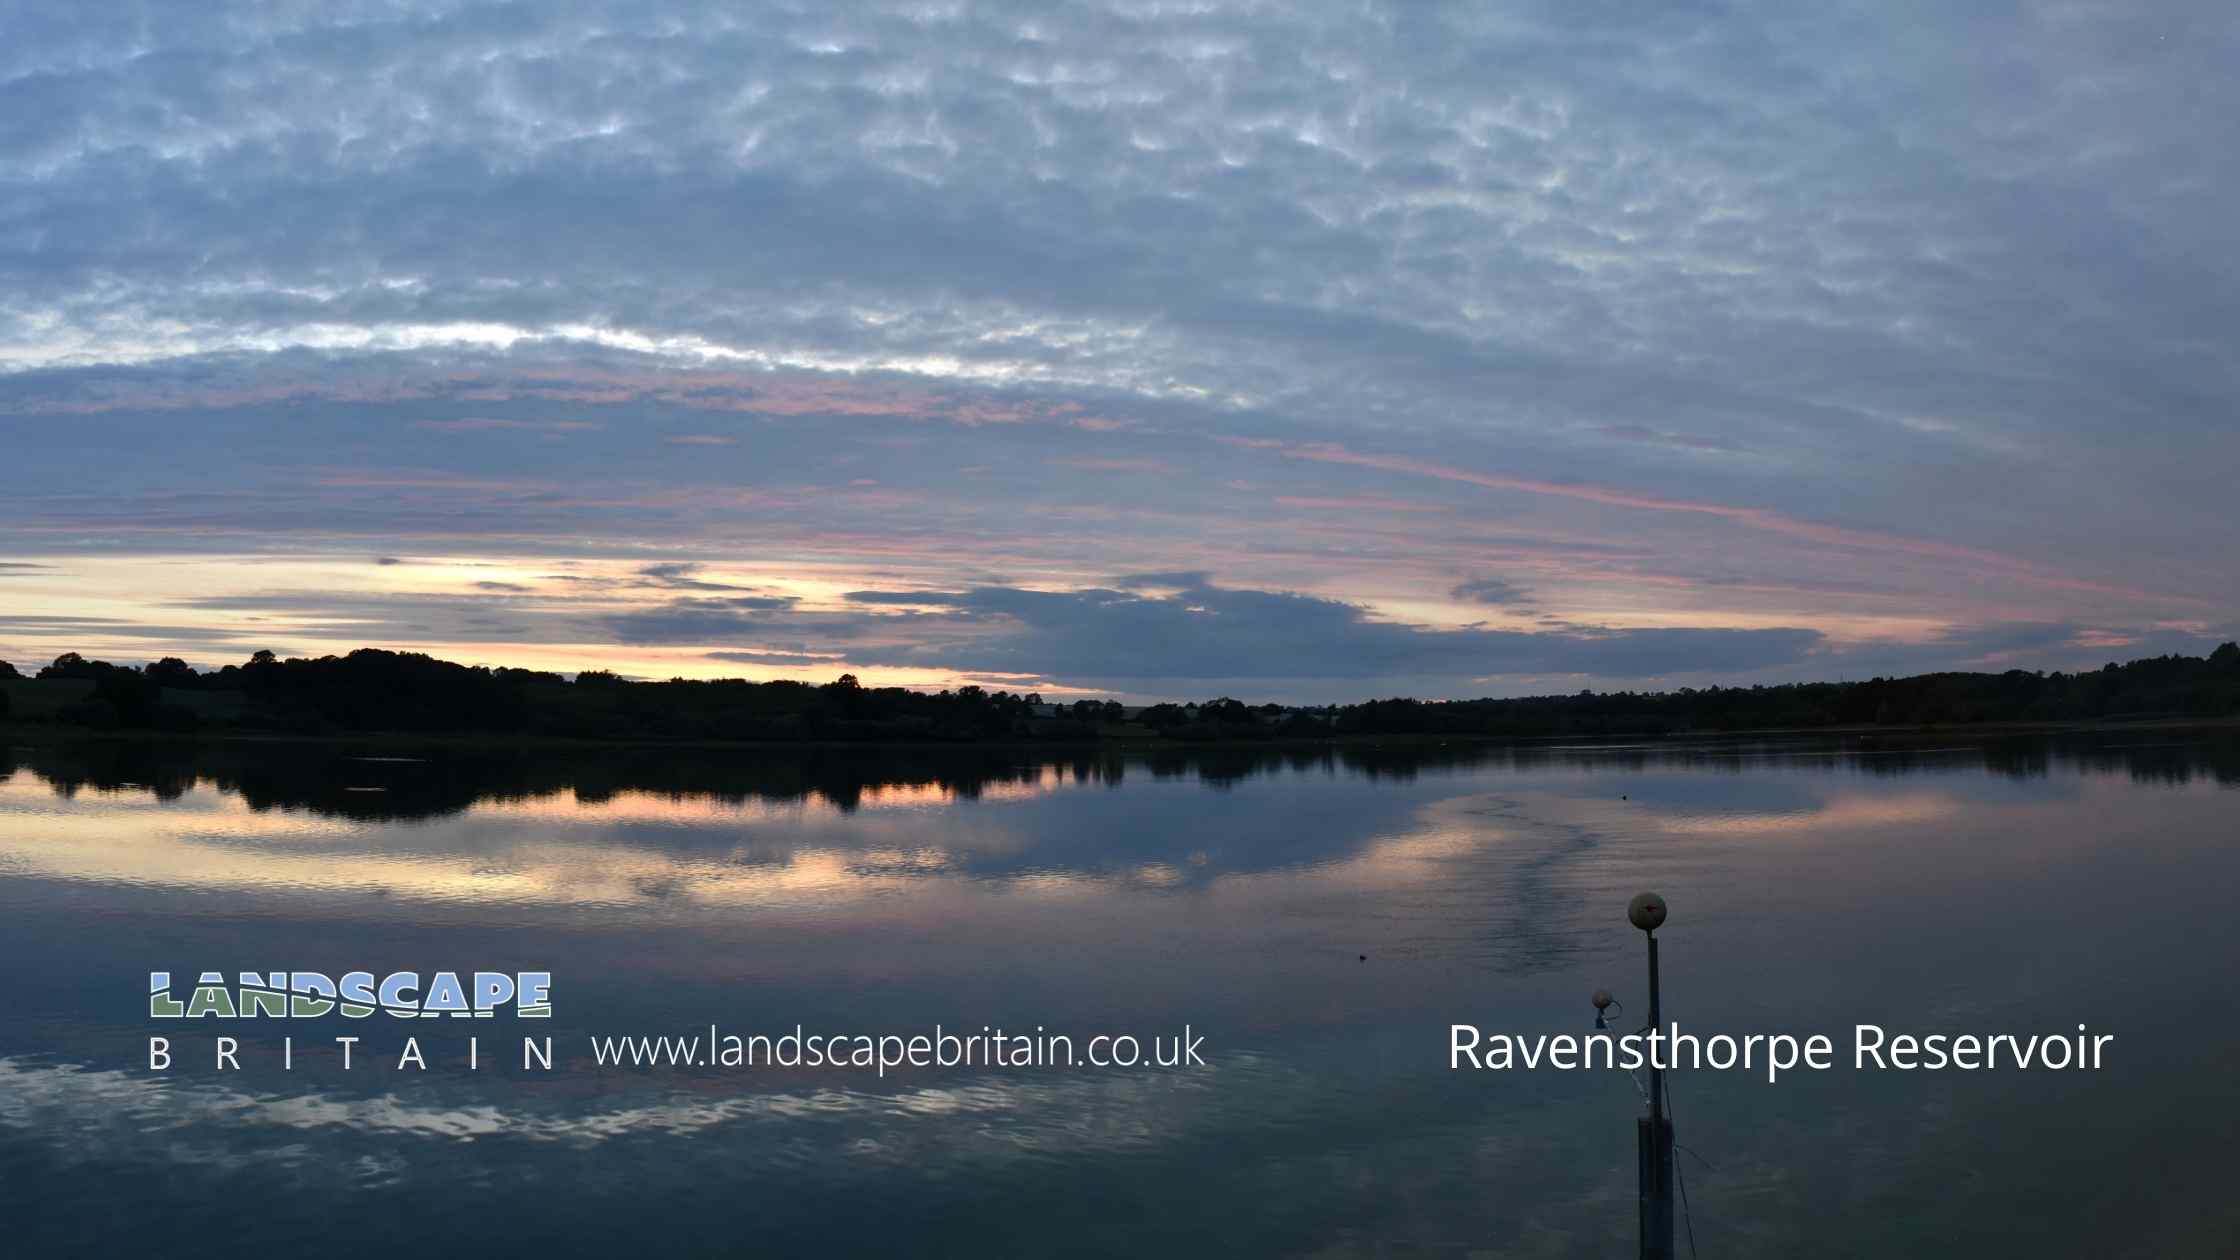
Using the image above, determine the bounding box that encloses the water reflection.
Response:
[12,730,2238,816]
[4,734,2230,908]
[2,731,2237,1256]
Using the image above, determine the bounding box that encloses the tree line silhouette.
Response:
[4,641,2238,743]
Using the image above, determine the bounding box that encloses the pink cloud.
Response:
[412,418,604,433]
[1272,494,1449,514]
[1273,441,2202,607]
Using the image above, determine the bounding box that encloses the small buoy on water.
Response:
[1358,954,1367,962]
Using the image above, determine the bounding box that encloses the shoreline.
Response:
[7,712,2237,757]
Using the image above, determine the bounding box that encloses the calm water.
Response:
[2,734,2235,1257]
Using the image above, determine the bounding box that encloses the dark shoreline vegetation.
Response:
[2,642,2238,745]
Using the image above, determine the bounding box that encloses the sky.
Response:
[2,0,2234,703]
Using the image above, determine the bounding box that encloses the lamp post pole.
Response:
[1629,892,1676,1260]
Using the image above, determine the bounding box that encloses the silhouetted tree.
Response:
[1138,703,1188,729]
[14,641,2240,742]
[143,657,197,687]
[96,670,156,724]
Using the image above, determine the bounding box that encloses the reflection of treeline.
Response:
[13,742,1125,821]
[4,641,2239,743]
[12,741,1528,822]
[11,733,2236,823]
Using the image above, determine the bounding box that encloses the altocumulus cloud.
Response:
[1,1,2235,691]
[7,0,2236,521]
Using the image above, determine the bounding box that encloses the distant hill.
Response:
[5,642,2238,744]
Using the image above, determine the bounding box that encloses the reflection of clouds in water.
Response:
[0,773,1056,855]
[0,821,983,910]
[0,1053,1300,1179]
[0,1049,1663,1248]
[1310,781,2025,970]
[1654,791,1961,836]
[0,742,2201,931]
[0,770,1982,925]
[0,774,1062,908]
[0,765,1431,904]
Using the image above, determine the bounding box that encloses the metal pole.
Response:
[1648,931,1663,1123]
[1641,931,1674,1259]
[1625,891,1675,1260]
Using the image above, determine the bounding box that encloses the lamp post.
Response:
[1628,891,1675,1260]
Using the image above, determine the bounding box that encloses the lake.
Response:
[2,733,2235,1257]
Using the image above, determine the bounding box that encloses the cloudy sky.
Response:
[2,1,2233,701]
